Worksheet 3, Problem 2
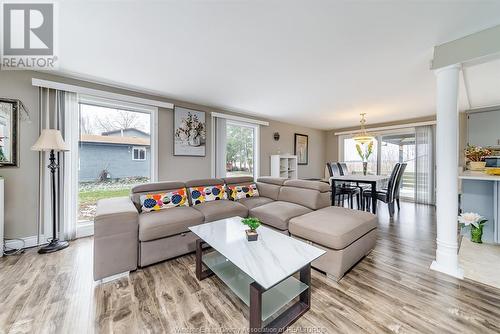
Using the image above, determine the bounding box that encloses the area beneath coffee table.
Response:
[202,250,309,322]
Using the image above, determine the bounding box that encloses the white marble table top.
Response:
[189,217,325,290]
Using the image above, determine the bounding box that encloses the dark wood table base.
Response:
[195,238,312,333]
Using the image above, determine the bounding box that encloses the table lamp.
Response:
[32,129,70,254]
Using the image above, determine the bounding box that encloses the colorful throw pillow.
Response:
[228,183,260,201]
[190,185,227,205]
[140,188,188,212]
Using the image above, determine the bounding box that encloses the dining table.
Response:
[329,175,389,214]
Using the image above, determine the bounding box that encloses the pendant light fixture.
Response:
[353,113,374,145]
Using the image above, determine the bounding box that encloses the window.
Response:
[77,95,157,226]
[132,146,146,161]
[225,121,257,177]
[213,116,261,179]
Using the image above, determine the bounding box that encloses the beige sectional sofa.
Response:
[94,176,377,282]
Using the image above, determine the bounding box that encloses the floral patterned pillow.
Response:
[189,185,227,205]
[228,183,260,201]
[140,188,189,212]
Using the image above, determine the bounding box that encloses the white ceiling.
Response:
[57,1,500,130]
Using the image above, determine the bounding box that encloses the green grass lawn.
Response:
[79,188,131,205]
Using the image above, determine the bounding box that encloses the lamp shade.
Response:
[31,129,69,152]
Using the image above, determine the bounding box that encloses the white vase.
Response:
[189,137,201,147]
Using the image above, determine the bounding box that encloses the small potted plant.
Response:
[465,144,491,171]
[241,217,261,241]
[458,212,488,243]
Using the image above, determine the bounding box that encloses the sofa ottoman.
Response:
[250,201,312,232]
[289,206,377,281]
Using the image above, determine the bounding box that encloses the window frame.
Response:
[132,146,147,161]
[75,95,158,238]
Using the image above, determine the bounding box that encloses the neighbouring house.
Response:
[79,128,150,182]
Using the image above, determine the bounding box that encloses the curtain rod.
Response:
[211,112,269,126]
[32,78,174,109]
[334,120,436,136]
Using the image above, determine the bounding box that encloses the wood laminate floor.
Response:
[1,202,499,334]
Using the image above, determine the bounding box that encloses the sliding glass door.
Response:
[77,96,156,227]
[341,126,433,203]
[380,131,416,201]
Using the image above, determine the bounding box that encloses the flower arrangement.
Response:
[356,141,373,175]
[175,112,206,147]
[465,144,491,162]
[458,212,488,243]
[242,217,261,241]
[356,141,373,162]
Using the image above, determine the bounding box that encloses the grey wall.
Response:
[260,121,326,178]
[0,71,328,239]
[79,143,150,181]
[0,71,40,239]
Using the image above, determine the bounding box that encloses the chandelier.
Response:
[353,113,374,145]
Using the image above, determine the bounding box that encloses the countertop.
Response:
[459,170,500,181]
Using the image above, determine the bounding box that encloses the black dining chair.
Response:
[363,163,406,218]
[327,162,361,209]
[338,162,371,208]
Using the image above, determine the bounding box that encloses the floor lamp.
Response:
[32,129,70,254]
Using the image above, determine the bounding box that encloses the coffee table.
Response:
[189,216,325,332]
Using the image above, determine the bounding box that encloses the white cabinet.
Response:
[270,155,298,179]
[468,109,500,147]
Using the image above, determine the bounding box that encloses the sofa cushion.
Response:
[139,206,204,241]
[249,201,312,231]
[223,176,254,185]
[237,196,274,210]
[278,184,330,210]
[193,200,248,222]
[289,206,377,250]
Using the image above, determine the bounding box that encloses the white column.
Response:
[430,64,464,278]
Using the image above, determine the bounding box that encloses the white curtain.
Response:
[37,88,79,243]
[213,116,227,178]
[415,125,435,205]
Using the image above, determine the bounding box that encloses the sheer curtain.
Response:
[415,125,435,205]
[213,116,227,178]
[37,88,79,244]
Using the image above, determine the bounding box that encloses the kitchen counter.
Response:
[459,170,500,181]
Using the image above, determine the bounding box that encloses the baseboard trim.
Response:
[76,222,94,238]
[430,260,464,279]
[4,235,47,250]
[97,271,130,284]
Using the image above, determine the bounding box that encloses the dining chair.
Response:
[363,163,405,217]
[326,162,361,209]
[338,162,371,208]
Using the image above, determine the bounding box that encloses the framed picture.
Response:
[173,106,206,156]
[0,98,19,167]
[294,133,308,165]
